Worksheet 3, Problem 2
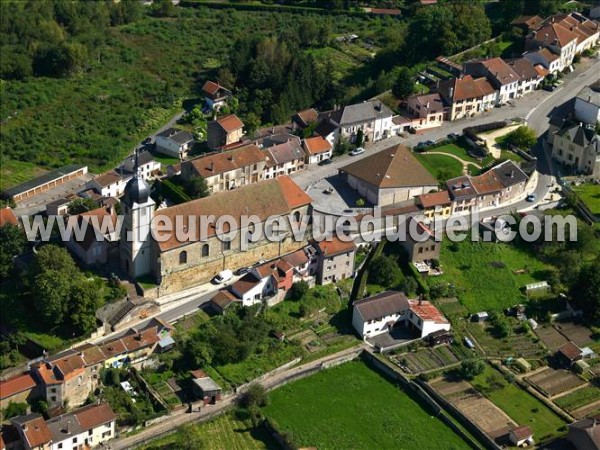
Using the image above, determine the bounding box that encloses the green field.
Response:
[432,239,552,313]
[264,361,469,449]
[428,143,483,166]
[472,365,567,442]
[415,153,465,182]
[142,413,277,449]
[573,183,600,216]
[554,384,600,412]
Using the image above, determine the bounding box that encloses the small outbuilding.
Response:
[427,329,454,346]
[471,312,489,323]
[514,357,532,373]
[556,341,583,367]
[509,425,534,447]
[191,370,222,405]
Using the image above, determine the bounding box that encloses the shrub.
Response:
[239,383,269,409]
[460,359,485,380]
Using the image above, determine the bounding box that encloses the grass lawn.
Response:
[428,143,482,166]
[149,150,181,168]
[0,159,48,191]
[554,384,600,412]
[415,153,464,182]
[433,239,552,313]
[573,183,600,216]
[141,412,277,449]
[264,361,470,449]
[472,365,567,442]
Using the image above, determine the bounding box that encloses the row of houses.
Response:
[405,12,599,130]
[1,403,116,450]
[0,319,174,413]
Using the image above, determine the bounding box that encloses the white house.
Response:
[508,426,534,448]
[263,137,306,179]
[86,170,130,198]
[523,48,562,74]
[230,272,273,307]
[120,150,161,181]
[352,291,450,340]
[155,127,195,159]
[574,84,600,126]
[303,136,333,164]
[464,58,521,105]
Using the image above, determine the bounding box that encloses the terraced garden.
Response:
[467,322,545,359]
[392,344,474,374]
[554,383,600,413]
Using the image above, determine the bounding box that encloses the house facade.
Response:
[464,58,521,105]
[119,151,161,181]
[317,101,394,144]
[65,206,118,266]
[86,171,129,198]
[438,75,486,121]
[303,136,333,164]
[263,137,306,179]
[551,122,600,176]
[155,128,195,159]
[207,114,244,151]
[400,218,440,263]
[523,48,562,74]
[416,190,453,220]
[574,83,600,125]
[314,237,356,285]
[202,80,232,111]
[181,144,266,193]
[406,93,445,130]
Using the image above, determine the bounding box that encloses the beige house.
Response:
[263,137,306,179]
[207,114,245,150]
[551,122,600,176]
[406,93,445,130]
[416,190,453,220]
[303,136,333,164]
[400,217,440,263]
[181,144,266,193]
[0,373,39,412]
[313,237,356,285]
[438,75,486,121]
[339,144,438,207]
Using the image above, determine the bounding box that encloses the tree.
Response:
[0,224,28,280]
[368,255,402,288]
[290,280,310,300]
[571,259,600,326]
[68,197,96,215]
[460,359,485,380]
[4,402,27,419]
[243,112,261,137]
[151,0,176,17]
[239,383,269,409]
[355,128,364,148]
[70,282,103,334]
[505,126,537,150]
[185,175,209,199]
[392,67,414,100]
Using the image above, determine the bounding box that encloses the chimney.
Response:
[510,170,514,178]
[209,162,214,171]
[419,294,423,306]
[426,101,430,109]
[449,87,454,99]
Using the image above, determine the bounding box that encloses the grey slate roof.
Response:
[353,291,410,322]
[156,127,194,145]
[339,100,393,126]
[265,141,305,166]
[2,164,86,198]
[489,160,529,188]
[192,377,221,393]
[556,122,599,148]
[577,85,600,108]
[121,151,156,173]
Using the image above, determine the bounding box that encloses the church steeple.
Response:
[123,148,150,206]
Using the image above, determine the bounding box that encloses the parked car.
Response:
[318,158,333,166]
[424,139,436,146]
[447,132,461,140]
[543,84,557,92]
[350,147,365,156]
[235,267,251,276]
[212,269,233,284]
[526,193,537,202]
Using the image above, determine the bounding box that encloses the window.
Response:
[179,251,187,264]
[223,241,231,251]
[73,437,78,444]
[293,211,301,223]
[418,247,423,254]
[89,430,93,436]
[51,396,56,402]
[202,243,209,257]
[58,444,63,449]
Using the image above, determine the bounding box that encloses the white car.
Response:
[350,147,365,156]
[212,269,233,284]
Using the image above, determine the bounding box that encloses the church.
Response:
[119,154,312,296]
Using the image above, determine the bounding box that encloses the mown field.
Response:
[141,413,277,449]
[573,182,600,217]
[415,153,465,182]
[472,365,567,443]
[432,239,552,313]
[263,361,470,449]
[0,7,373,190]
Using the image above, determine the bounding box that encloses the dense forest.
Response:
[0,0,554,187]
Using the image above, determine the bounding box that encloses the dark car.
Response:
[318,158,333,166]
[235,267,250,276]
[543,84,557,92]
[447,132,461,140]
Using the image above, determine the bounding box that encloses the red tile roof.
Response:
[440,75,485,102]
[558,341,582,361]
[0,207,18,227]
[120,327,160,352]
[93,170,123,187]
[22,416,52,448]
[202,80,224,97]
[409,300,449,324]
[316,236,356,257]
[216,114,244,133]
[532,22,578,48]
[75,403,116,429]
[295,108,318,125]
[303,136,332,155]
[480,58,521,86]
[510,426,533,440]
[186,144,265,178]
[34,363,62,386]
[211,290,239,310]
[417,190,452,208]
[0,373,37,400]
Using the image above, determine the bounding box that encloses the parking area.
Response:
[308,174,371,214]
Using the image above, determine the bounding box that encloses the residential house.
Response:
[575,83,600,125]
[551,121,600,176]
[317,100,394,144]
[206,114,244,151]
[0,373,39,411]
[556,12,600,54]
[291,108,318,132]
[86,171,129,199]
[509,426,534,447]
[155,128,195,159]
[464,58,521,105]
[400,217,440,263]
[1,165,88,205]
[303,136,333,164]
[119,151,161,181]
[506,57,546,95]
[230,270,276,307]
[10,414,52,450]
[352,291,450,339]
[339,144,438,207]
[210,290,240,314]
[447,160,530,212]
[263,137,306,179]
[99,324,168,369]
[406,93,445,130]
[190,370,222,405]
[314,117,340,146]
[202,80,232,111]
[281,246,318,285]
[438,75,486,121]
[65,206,118,265]
[511,15,543,34]
[0,207,18,227]
[45,198,72,217]
[416,190,453,220]
[474,77,497,112]
[567,415,600,450]
[314,237,356,285]
[523,48,562,74]
[181,144,266,193]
